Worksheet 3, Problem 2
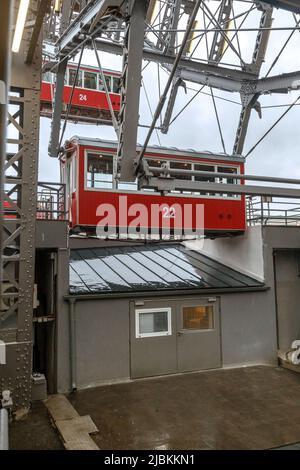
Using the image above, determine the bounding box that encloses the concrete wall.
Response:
[54,227,300,392]
[185,226,264,281]
[274,251,300,350]
[220,291,277,367]
[56,289,276,392]
[74,299,130,389]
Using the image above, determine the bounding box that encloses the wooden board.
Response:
[56,415,98,442]
[44,394,99,450]
[44,394,79,422]
[64,437,100,451]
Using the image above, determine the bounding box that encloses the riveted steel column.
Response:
[0,0,13,285]
[48,0,72,158]
[1,0,42,410]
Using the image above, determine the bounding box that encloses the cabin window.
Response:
[98,76,105,91]
[217,166,237,184]
[146,159,167,170]
[104,75,112,92]
[42,71,53,83]
[84,71,97,90]
[97,74,112,92]
[68,69,83,87]
[170,161,192,180]
[112,76,121,93]
[194,164,215,182]
[217,166,238,198]
[193,164,215,196]
[118,181,138,191]
[86,153,113,189]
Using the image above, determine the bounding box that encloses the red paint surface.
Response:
[40,82,120,111]
[65,143,246,233]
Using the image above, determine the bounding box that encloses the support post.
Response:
[0,0,13,285]
[117,0,149,182]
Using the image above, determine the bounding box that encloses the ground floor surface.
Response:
[10,366,300,450]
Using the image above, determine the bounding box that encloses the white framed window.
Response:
[86,152,114,189]
[135,307,172,338]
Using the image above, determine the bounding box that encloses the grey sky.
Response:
[38,4,300,183]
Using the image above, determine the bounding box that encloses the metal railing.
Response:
[36,182,67,221]
[247,196,300,226]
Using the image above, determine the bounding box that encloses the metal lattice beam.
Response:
[233,3,273,154]
[117,0,149,182]
[1,0,42,410]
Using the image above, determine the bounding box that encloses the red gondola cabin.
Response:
[60,137,246,239]
[41,64,121,123]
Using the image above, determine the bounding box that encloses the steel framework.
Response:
[45,0,300,182]
[1,0,300,407]
[1,0,42,410]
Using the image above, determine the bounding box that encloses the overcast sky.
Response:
[38,3,300,183]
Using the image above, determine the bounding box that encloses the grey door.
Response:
[176,298,221,372]
[130,300,178,379]
[130,297,222,379]
[274,251,300,350]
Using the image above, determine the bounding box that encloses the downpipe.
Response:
[68,298,77,391]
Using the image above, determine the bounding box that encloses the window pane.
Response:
[194,164,215,182]
[183,306,214,330]
[194,165,215,196]
[118,181,138,191]
[68,69,82,87]
[84,71,97,89]
[104,75,111,92]
[146,159,167,168]
[113,76,121,93]
[87,153,113,189]
[170,161,192,180]
[217,166,237,184]
[43,71,52,82]
[139,311,169,335]
[98,76,105,91]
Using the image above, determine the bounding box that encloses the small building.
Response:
[33,212,300,393]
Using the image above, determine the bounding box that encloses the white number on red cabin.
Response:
[162,207,176,219]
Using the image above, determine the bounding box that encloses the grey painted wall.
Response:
[220,291,277,367]
[56,290,276,392]
[274,250,300,350]
[185,226,264,281]
[74,298,130,389]
[54,227,300,392]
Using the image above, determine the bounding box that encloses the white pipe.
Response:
[12,0,30,53]
[0,408,9,450]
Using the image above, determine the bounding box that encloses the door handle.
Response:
[177,331,183,337]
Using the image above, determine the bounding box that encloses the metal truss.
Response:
[0,0,299,409]
[1,0,42,410]
[45,0,300,177]
[155,0,181,54]
[116,0,149,182]
[233,2,273,154]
